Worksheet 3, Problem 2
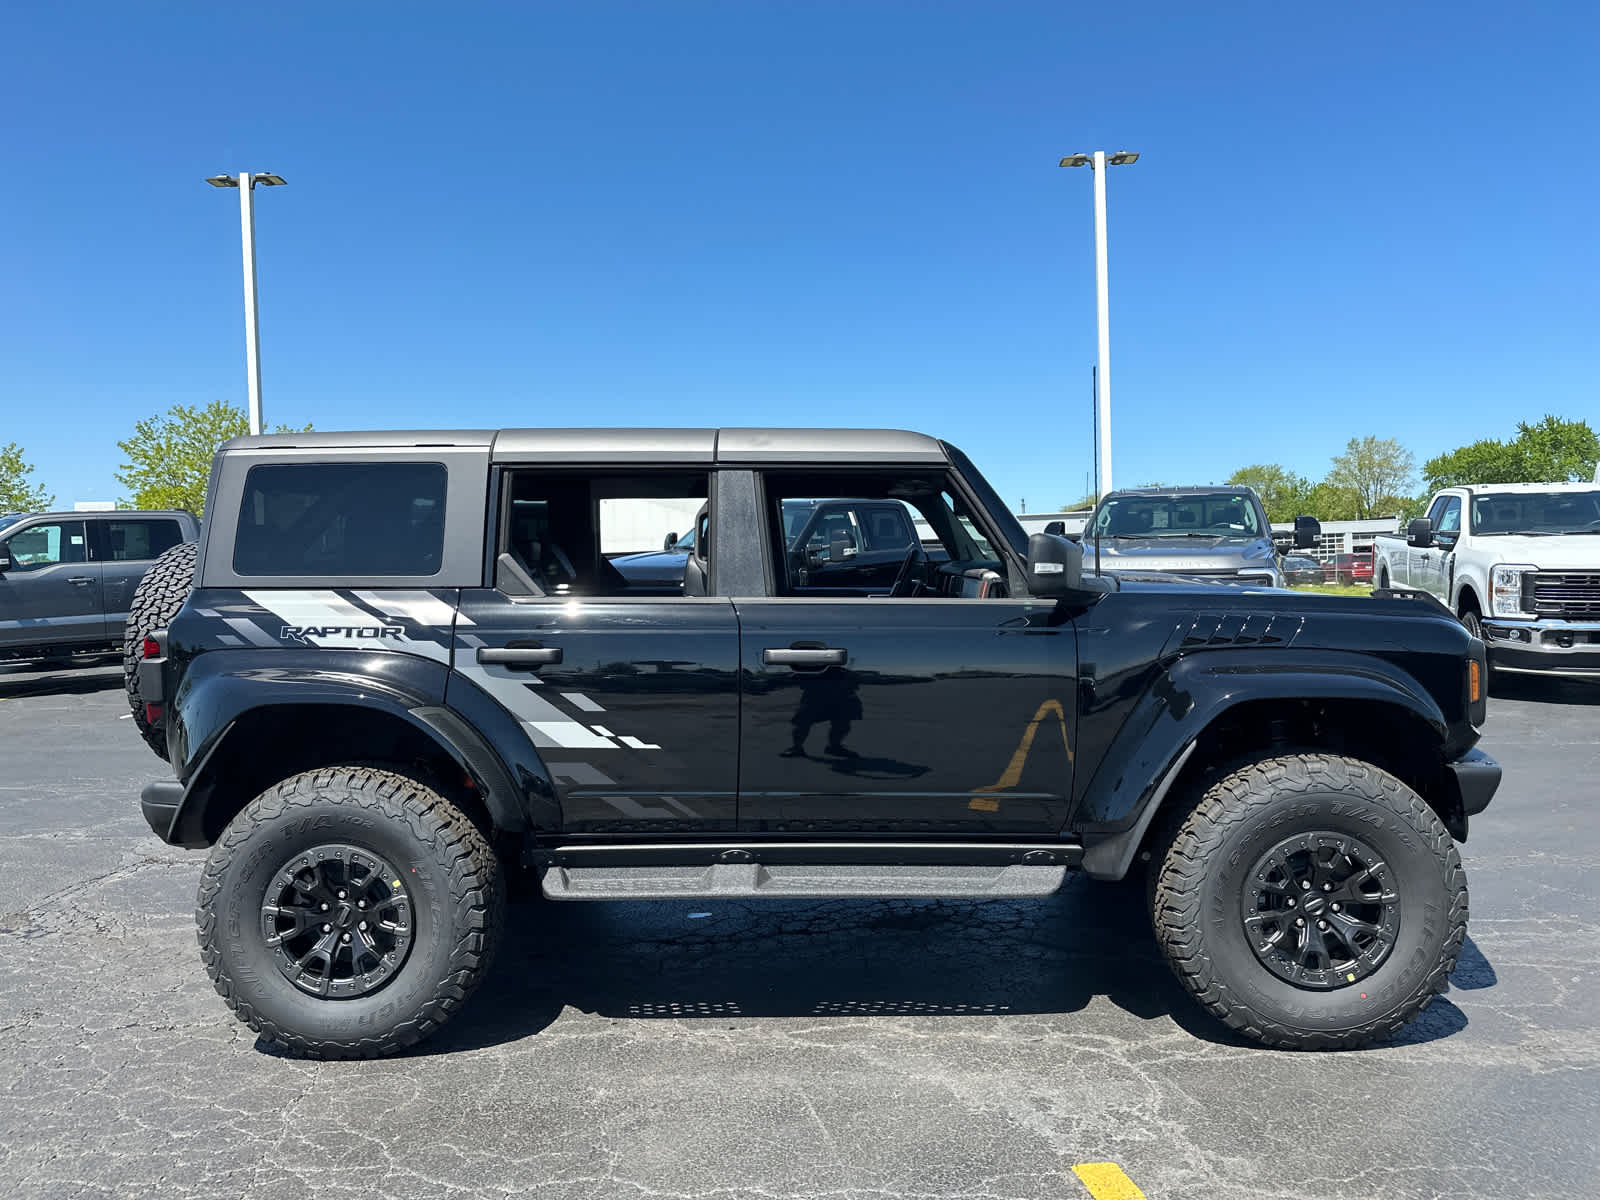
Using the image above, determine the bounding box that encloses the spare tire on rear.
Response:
[123,539,199,760]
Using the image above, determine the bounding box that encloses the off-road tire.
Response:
[122,539,198,759]
[1150,753,1467,1050]
[196,766,505,1059]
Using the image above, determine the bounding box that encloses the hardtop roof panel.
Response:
[492,428,718,463]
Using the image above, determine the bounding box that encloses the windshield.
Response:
[0,513,26,535]
[1091,492,1262,539]
[1472,490,1600,534]
[942,443,1026,558]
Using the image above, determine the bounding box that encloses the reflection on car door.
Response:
[736,597,1077,833]
[0,519,104,649]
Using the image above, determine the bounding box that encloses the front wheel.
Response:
[196,766,505,1058]
[1150,753,1467,1050]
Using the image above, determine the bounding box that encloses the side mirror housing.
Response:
[1044,520,1065,536]
[1025,532,1084,598]
[663,531,679,552]
[1293,515,1322,550]
[0,546,10,572]
[1407,517,1435,548]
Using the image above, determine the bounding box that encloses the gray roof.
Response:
[222,428,949,466]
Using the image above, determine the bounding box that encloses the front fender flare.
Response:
[1074,650,1450,880]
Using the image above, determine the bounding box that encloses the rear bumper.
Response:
[1449,748,1501,817]
[1482,618,1600,675]
[140,779,184,842]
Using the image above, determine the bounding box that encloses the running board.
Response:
[541,862,1069,900]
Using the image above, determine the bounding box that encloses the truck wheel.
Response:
[196,766,505,1059]
[1150,753,1467,1050]
[123,539,198,760]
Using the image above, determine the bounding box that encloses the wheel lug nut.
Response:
[1287,898,1296,908]
[337,890,347,900]
[320,903,329,911]
[1331,903,1342,912]
[1317,920,1328,930]
[1323,883,1333,891]
[357,900,366,909]
[359,921,368,931]
[1300,881,1311,890]
[341,932,351,942]
[322,924,332,933]
[1296,917,1306,926]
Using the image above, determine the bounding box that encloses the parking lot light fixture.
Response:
[205,171,287,435]
[1058,149,1139,497]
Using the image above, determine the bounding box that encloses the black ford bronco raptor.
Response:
[128,427,1499,1057]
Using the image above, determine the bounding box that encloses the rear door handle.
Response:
[762,647,847,667]
[67,576,94,586]
[477,645,562,669]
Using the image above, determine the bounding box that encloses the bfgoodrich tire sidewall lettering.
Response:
[1202,794,1448,1031]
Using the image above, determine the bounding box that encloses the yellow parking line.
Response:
[1072,1162,1148,1200]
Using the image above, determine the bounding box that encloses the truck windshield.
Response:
[1091,492,1262,538]
[1472,490,1600,534]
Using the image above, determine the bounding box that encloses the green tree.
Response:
[1424,415,1599,491]
[1301,480,1362,522]
[116,401,311,515]
[1225,463,1313,522]
[1326,436,1416,519]
[0,442,54,512]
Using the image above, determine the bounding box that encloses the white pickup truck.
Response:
[1373,482,1600,676]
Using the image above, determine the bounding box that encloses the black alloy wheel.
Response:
[262,843,414,999]
[1242,832,1400,990]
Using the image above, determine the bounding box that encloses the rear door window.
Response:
[102,519,184,562]
[233,463,447,576]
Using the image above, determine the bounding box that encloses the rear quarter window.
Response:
[233,462,447,576]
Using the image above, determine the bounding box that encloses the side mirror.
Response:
[1025,532,1084,598]
[0,546,9,571]
[663,531,679,552]
[1044,520,1065,536]
[828,531,853,563]
[1407,517,1435,548]
[1293,515,1322,550]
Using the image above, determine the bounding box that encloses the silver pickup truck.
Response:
[0,510,198,663]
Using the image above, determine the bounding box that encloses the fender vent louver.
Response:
[1179,613,1304,649]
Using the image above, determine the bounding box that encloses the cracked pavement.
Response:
[1,660,1596,1199]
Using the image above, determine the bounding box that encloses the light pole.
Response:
[205,172,287,436]
[1059,150,1138,497]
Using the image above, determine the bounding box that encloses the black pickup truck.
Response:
[128,428,1497,1059]
[0,509,196,663]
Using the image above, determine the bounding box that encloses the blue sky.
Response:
[2,2,1595,511]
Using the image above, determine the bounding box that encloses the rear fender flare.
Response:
[165,651,556,845]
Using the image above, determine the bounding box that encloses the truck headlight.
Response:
[1490,564,1536,617]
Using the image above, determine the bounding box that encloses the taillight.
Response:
[143,636,161,659]
[145,702,163,724]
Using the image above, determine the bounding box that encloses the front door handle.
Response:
[67,576,94,586]
[762,647,847,667]
[478,645,562,669]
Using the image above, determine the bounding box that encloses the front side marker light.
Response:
[1468,659,1481,704]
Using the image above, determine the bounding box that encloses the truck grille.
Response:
[1525,572,1600,619]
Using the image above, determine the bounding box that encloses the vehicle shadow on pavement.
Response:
[0,661,123,700]
[412,875,1481,1057]
[1489,674,1599,706]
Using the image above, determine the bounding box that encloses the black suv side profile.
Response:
[129,428,1497,1059]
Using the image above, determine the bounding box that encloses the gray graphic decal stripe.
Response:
[354,590,474,627]
[240,589,450,662]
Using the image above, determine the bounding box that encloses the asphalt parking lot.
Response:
[1,660,1596,1200]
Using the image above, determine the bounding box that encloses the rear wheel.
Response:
[1150,753,1467,1050]
[123,540,198,759]
[196,766,504,1059]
